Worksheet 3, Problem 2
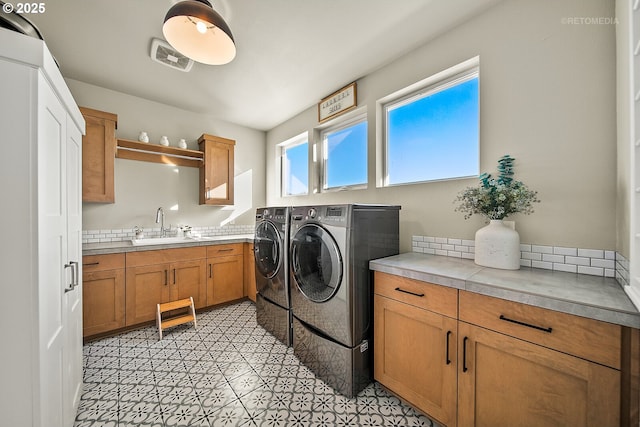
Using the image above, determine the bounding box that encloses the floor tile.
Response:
[75,301,442,427]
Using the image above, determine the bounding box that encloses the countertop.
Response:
[370,252,640,329]
[83,234,254,256]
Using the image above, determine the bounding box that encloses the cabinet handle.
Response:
[209,264,212,278]
[394,287,424,297]
[462,336,469,373]
[173,268,176,285]
[499,314,553,333]
[64,261,79,293]
[217,248,234,252]
[84,262,100,266]
[164,269,168,286]
[445,331,452,365]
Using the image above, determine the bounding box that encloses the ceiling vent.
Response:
[150,38,194,72]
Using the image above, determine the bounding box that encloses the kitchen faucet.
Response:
[155,207,169,237]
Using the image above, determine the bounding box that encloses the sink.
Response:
[131,236,196,246]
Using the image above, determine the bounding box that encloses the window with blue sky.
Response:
[322,115,367,190]
[282,135,308,196]
[385,72,479,185]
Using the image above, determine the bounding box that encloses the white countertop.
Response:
[83,234,254,256]
[370,252,640,328]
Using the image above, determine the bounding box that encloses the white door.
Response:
[38,75,68,427]
[64,115,83,426]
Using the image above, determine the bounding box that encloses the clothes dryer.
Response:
[289,204,400,397]
[254,207,291,346]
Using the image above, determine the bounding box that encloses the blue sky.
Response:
[324,121,367,188]
[284,76,478,193]
[284,142,308,195]
[387,77,479,184]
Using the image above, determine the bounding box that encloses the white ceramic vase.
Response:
[474,220,521,270]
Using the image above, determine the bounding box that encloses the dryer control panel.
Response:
[290,205,348,226]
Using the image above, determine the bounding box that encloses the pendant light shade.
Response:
[163,0,236,65]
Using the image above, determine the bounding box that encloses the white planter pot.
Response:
[474,220,521,270]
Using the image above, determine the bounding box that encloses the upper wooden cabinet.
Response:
[79,107,117,203]
[198,134,235,205]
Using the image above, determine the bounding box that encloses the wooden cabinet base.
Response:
[458,321,620,427]
[374,294,457,427]
[83,269,125,337]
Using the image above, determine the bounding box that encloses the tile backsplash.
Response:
[412,235,621,281]
[83,224,254,244]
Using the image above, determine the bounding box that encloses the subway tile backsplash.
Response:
[82,224,254,244]
[412,235,620,281]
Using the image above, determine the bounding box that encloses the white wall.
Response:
[266,0,617,253]
[67,79,266,231]
[616,0,631,259]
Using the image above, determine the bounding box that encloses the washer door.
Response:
[254,221,281,279]
[291,223,343,303]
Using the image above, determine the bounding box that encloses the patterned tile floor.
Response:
[76,301,441,427]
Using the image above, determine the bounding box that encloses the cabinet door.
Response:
[244,243,256,302]
[64,111,84,426]
[457,321,620,427]
[207,255,244,306]
[126,263,171,326]
[83,269,125,336]
[38,78,66,427]
[199,135,235,205]
[170,259,207,309]
[79,107,116,203]
[374,294,458,427]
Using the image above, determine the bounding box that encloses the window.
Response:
[280,133,309,196]
[321,114,367,190]
[383,64,479,186]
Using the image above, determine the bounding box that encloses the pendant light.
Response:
[162,0,236,65]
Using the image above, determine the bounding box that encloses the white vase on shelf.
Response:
[178,138,187,149]
[138,131,149,143]
[159,135,169,146]
[474,220,521,270]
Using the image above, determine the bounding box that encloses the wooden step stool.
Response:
[156,297,197,340]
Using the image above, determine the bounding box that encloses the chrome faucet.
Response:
[155,207,169,237]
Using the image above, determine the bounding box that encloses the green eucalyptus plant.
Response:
[455,155,540,220]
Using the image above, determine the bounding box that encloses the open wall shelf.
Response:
[116,139,204,168]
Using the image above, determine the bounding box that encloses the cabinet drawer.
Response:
[459,291,621,369]
[207,243,243,257]
[83,253,125,272]
[374,271,458,319]
[127,247,206,267]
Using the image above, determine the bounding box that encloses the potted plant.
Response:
[454,155,540,269]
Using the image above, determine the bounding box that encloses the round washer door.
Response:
[254,221,281,279]
[290,223,343,302]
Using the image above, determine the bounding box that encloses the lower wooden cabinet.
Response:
[82,254,125,337]
[84,243,246,334]
[373,271,631,427]
[125,247,206,326]
[457,321,619,427]
[125,263,171,326]
[205,244,244,306]
[374,294,457,426]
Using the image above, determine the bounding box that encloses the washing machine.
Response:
[289,204,400,397]
[254,207,291,346]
